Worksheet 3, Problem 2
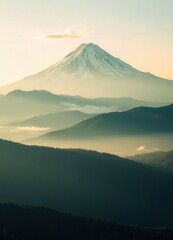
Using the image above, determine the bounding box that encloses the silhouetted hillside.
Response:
[0,203,173,240]
[128,150,173,173]
[0,139,173,226]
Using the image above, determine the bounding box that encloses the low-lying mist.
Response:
[25,134,173,157]
[0,125,50,142]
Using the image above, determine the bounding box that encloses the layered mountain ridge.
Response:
[34,104,173,140]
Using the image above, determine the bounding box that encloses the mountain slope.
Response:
[0,203,173,240]
[12,110,96,130]
[0,139,173,226]
[128,150,173,173]
[1,43,173,101]
[35,104,173,141]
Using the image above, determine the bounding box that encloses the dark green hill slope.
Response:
[0,203,172,240]
[0,139,173,226]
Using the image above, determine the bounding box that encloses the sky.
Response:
[0,0,172,86]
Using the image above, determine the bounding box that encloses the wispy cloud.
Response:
[33,24,88,40]
[46,34,79,39]
[64,103,120,114]
[10,126,50,133]
[45,25,88,39]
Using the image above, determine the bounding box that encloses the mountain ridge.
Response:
[0,89,167,124]
[23,104,173,155]
[128,150,173,173]
[34,103,173,140]
[11,110,96,130]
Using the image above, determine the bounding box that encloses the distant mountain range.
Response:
[0,89,166,124]
[12,110,96,130]
[0,138,173,227]
[0,43,173,101]
[128,150,173,173]
[32,104,173,144]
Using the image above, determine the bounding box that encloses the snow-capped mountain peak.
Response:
[45,43,139,77]
[0,43,172,102]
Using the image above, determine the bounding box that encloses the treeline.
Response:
[0,203,172,240]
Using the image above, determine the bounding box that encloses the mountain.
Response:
[0,90,68,124]
[12,110,96,130]
[0,204,173,240]
[0,43,173,101]
[34,104,173,141]
[1,89,168,143]
[0,138,173,226]
[0,89,166,124]
[128,150,173,173]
